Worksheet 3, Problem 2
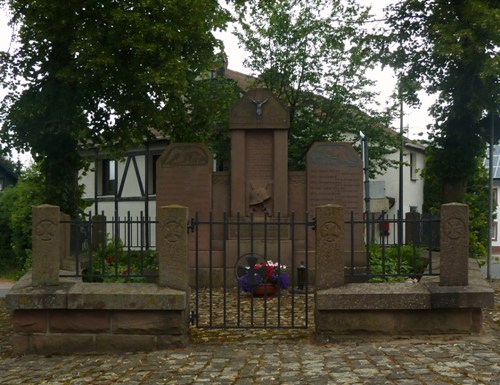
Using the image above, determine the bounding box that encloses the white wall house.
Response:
[370,141,426,217]
[81,140,167,218]
[80,139,168,248]
[363,140,426,244]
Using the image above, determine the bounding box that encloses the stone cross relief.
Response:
[251,98,268,122]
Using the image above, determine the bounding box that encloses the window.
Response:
[102,159,116,195]
[410,152,418,181]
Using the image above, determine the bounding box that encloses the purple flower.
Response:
[278,272,290,289]
[237,273,262,292]
[237,270,290,292]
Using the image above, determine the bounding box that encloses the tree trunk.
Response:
[441,179,467,204]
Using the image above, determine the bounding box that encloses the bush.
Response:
[368,244,426,282]
[0,186,17,273]
[0,166,45,277]
[83,236,158,283]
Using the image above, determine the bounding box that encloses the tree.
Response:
[233,0,401,174]
[0,0,230,216]
[423,145,490,258]
[382,0,499,203]
[0,165,45,275]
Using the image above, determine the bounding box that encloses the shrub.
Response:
[0,166,45,277]
[83,236,158,283]
[368,244,426,282]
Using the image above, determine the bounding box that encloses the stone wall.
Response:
[315,203,495,336]
[7,203,497,353]
[8,275,188,354]
[7,204,190,354]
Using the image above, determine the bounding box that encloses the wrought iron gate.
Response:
[191,212,315,329]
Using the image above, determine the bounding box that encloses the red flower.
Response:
[106,257,113,264]
[265,265,275,280]
[254,261,282,281]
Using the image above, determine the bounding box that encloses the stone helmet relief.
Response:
[249,182,272,216]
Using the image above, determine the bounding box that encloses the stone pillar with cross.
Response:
[315,204,345,289]
[32,204,61,286]
[157,205,189,291]
[440,203,469,286]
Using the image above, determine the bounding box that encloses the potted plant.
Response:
[237,260,289,297]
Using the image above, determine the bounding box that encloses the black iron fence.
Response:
[60,212,158,282]
[57,208,442,330]
[191,212,315,329]
[346,211,441,282]
[60,209,440,286]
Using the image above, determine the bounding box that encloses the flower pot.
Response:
[252,283,277,297]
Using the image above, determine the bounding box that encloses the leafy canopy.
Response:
[233,0,401,173]
[381,0,499,202]
[0,0,230,215]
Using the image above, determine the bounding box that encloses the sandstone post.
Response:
[157,205,189,291]
[440,203,469,286]
[405,211,421,246]
[315,205,345,289]
[32,204,60,285]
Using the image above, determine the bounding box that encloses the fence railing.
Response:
[190,211,315,284]
[190,211,315,329]
[60,209,440,283]
[346,211,441,281]
[60,212,158,281]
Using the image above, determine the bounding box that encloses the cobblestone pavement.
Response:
[0,280,498,385]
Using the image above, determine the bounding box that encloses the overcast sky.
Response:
[0,0,433,159]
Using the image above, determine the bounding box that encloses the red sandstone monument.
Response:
[156,88,364,283]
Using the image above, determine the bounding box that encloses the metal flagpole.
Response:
[487,111,494,280]
[398,91,404,246]
[360,131,370,246]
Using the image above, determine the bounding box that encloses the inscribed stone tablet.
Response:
[307,142,363,216]
[156,143,213,221]
[307,142,364,258]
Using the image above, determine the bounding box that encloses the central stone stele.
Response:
[229,88,290,219]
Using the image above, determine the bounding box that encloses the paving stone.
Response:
[0,281,499,385]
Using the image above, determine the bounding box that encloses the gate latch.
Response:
[188,311,197,326]
[187,218,196,233]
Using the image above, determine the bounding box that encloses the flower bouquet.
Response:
[237,259,290,293]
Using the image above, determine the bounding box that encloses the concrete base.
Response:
[315,258,494,336]
[6,271,189,354]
